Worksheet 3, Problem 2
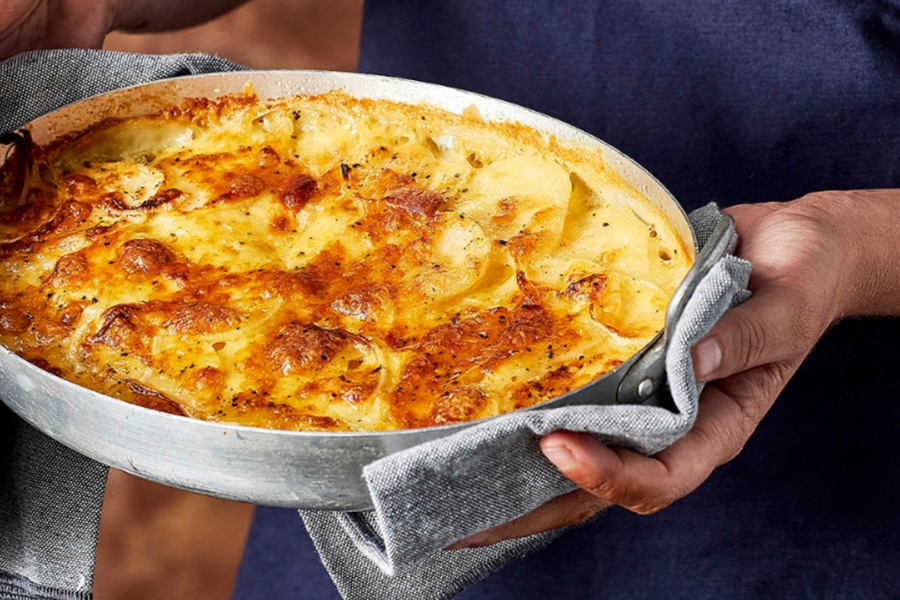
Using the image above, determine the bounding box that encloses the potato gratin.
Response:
[0,88,690,431]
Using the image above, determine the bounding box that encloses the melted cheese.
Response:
[0,88,691,431]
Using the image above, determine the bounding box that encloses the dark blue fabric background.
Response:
[235,1,900,597]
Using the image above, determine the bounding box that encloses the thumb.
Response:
[691,283,816,383]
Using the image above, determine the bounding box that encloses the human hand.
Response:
[0,0,115,59]
[0,0,248,61]
[450,191,884,548]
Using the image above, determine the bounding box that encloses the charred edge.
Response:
[280,174,317,210]
[104,188,182,212]
[87,304,139,346]
[126,379,187,416]
[381,185,444,219]
[0,200,92,255]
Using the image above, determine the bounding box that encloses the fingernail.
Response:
[694,337,721,382]
[445,531,490,550]
[543,444,576,470]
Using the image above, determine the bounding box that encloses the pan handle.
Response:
[664,214,736,337]
[616,214,736,404]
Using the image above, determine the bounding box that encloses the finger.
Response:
[658,376,769,470]
[540,380,762,514]
[452,383,755,547]
[452,363,791,546]
[540,431,681,514]
[445,489,610,550]
[692,283,814,383]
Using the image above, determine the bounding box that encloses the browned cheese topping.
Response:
[0,88,691,431]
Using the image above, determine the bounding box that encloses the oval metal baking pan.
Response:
[0,71,727,510]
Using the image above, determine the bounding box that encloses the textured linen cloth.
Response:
[0,49,245,600]
[0,50,751,600]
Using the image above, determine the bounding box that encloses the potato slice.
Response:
[458,155,571,242]
[58,118,196,168]
[410,211,492,307]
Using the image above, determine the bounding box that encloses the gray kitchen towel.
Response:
[300,204,751,599]
[0,50,244,134]
[0,407,107,600]
[0,49,245,600]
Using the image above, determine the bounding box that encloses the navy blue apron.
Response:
[234,2,900,597]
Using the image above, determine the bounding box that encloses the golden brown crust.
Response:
[163,303,242,335]
[118,239,177,276]
[0,200,92,255]
[265,323,352,375]
[279,174,317,210]
[0,88,691,431]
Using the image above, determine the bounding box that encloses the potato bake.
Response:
[0,87,690,431]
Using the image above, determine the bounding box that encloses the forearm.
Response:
[817,190,900,318]
[110,0,250,33]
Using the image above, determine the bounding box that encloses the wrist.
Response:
[806,189,900,319]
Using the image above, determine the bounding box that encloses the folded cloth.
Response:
[0,49,752,600]
[300,203,751,599]
[0,406,107,600]
[0,49,245,600]
[0,50,244,134]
